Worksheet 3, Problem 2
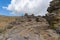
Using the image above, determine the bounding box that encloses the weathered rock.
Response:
[0,15,59,40]
[45,0,60,34]
[56,26,60,34]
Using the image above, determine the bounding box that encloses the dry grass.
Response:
[0,15,19,28]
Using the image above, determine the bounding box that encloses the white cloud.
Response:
[2,7,7,9]
[3,0,52,16]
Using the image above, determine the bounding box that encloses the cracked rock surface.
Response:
[0,15,59,40]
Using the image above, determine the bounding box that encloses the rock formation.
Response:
[0,14,59,40]
[45,0,60,34]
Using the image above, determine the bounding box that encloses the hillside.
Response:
[0,14,59,40]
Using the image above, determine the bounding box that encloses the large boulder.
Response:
[46,0,60,34]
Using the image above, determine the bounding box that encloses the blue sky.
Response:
[0,0,24,16]
[0,0,12,16]
[0,0,52,16]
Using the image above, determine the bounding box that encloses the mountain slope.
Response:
[0,15,59,40]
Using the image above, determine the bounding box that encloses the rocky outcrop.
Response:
[45,0,60,34]
[47,0,60,13]
[0,14,59,40]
